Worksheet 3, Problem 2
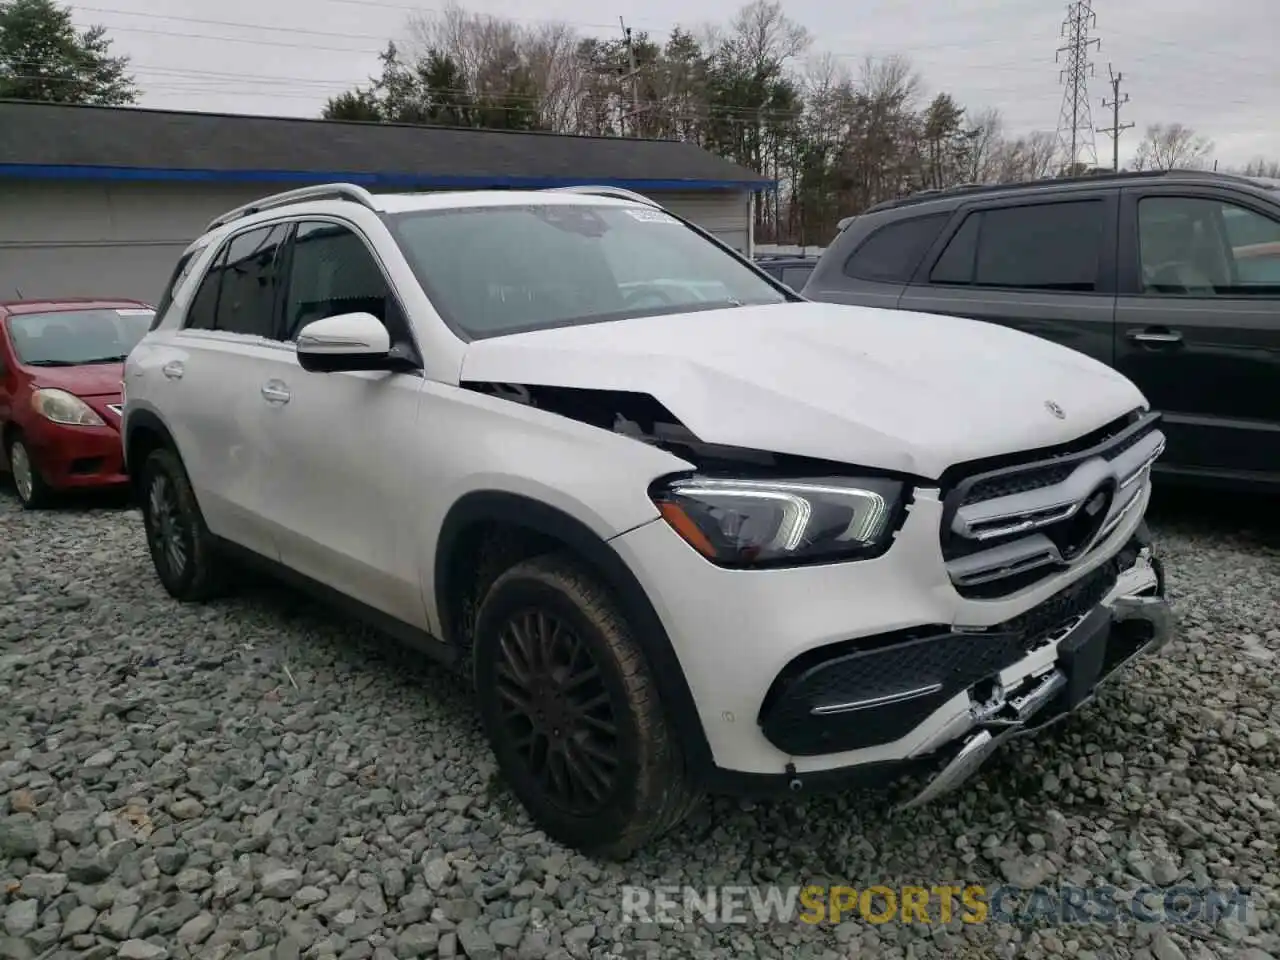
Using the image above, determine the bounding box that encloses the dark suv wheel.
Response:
[472,554,700,859]
[139,447,228,602]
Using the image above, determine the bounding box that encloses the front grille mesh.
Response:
[943,410,1157,599]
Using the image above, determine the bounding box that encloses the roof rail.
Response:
[862,167,1266,215]
[205,182,378,232]
[542,185,662,208]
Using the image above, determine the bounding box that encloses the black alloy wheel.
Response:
[492,607,620,816]
[473,554,700,858]
[140,447,227,602]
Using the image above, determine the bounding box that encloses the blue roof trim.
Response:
[0,163,776,191]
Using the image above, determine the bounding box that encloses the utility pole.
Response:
[1097,64,1133,172]
[1054,0,1100,174]
[619,17,641,136]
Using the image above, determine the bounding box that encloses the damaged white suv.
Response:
[123,183,1172,858]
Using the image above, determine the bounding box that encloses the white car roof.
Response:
[194,184,655,251]
[372,190,643,214]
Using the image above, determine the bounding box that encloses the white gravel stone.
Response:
[0,486,1274,960]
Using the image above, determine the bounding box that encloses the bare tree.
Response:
[964,107,1003,182]
[1241,157,1280,178]
[1131,122,1214,171]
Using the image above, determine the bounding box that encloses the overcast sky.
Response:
[70,0,1278,168]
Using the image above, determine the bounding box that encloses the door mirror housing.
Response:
[295,312,411,373]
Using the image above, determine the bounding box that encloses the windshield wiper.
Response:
[23,359,80,367]
[80,355,130,364]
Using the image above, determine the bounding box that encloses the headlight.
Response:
[30,388,105,426]
[650,474,905,567]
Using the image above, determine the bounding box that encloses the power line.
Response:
[1054,0,1100,172]
[1096,63,1134,171]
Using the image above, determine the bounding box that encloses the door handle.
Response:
[161,360,185,380]
[1127,328,1183,345]
[261,381,291,404]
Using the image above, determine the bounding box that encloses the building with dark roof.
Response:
[0,100,772,303]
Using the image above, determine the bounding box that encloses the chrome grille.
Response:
[106,404,123,417]
[941,411,1164,599]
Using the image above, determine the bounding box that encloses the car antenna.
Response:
[14,288,22,298]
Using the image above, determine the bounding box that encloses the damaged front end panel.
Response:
[463,381,828,473]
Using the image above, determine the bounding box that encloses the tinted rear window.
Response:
[843,213,949,283]
[929,201,1105,291]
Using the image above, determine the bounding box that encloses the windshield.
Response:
[388,203,789,339]
[5,308,155,366]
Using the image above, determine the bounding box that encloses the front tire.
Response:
[139,447,227,602]
[473,554,701,859]
[6,435,53,510]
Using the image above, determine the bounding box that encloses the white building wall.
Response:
[0,181,755,305]
[659,191,751,254]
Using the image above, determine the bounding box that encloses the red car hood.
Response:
[27,363,124,397]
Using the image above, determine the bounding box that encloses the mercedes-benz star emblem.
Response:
[1045,400,1066,420]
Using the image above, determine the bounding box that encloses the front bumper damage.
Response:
[894,543,1171,810]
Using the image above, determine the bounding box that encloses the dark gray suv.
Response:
[803,169,1280,492]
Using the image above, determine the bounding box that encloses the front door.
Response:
[257,219,431,629]
[1114,187,1280,483]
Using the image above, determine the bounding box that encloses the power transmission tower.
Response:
[1054,0,1100,173]
[1097,64,1134,171]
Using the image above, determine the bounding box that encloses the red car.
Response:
[0,299,155,508]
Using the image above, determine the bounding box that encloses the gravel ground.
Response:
[0,482,1277,960]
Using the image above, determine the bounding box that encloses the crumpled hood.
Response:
[459,302,1147,480]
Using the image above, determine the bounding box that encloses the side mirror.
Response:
[295,312,401,373]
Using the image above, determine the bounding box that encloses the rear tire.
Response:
[6,435,53,510]
[139,447,227,602]
[473,553,701,859]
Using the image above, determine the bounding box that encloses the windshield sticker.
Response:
[116,308,154,316]
[625,209,680,225]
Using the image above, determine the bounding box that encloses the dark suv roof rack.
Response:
[862,168,1268,215]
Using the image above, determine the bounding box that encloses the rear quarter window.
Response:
[152,244,207,329]
[842,213,950,283]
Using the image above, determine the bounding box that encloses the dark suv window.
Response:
[1138,196,1280,294]
[283,221,395,341]
[844,213,948,282]
[929,200,1106,291]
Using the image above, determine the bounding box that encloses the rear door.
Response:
[156,222,291,558]
[1114,185,1280,482]
[898,190,1119,368]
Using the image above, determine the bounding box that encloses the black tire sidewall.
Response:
[473,570,647,852]
[140,449,202,597]
[6,436,47,509]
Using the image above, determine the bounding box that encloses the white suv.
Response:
[123,183,1173,857]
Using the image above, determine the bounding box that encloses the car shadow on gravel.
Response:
[1147,480,1280,549]
[0,475,135,513]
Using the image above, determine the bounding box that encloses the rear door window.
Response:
[929,200,1106,291]
[212,225,290,338]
